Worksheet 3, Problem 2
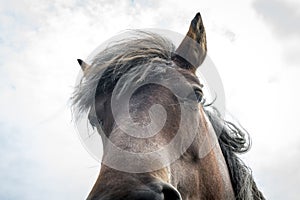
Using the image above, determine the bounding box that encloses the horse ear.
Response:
[172,12,207,71]
[77,59,90,71]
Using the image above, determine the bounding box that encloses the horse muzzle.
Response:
[90,181,182,200]
[127,182,182,200]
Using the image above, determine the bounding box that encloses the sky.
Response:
[0,0,299,199]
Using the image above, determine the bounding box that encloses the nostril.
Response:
[162,184,182,200]
[131,182,182,200]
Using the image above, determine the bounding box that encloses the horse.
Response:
[72,12,265,200]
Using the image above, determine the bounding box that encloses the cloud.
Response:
[253,0,300,38]
[0,0,300,199]
[252,0,300,67]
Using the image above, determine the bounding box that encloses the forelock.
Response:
[71,30,176,120]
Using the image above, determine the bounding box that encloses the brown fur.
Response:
[73,12,264,200]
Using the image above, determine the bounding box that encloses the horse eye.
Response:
[98,119,103,126]
[88,115,102,127]
[194,88,203,103]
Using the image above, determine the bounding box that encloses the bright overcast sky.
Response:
[0,0,300,199]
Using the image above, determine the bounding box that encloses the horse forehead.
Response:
[177,68,201,86]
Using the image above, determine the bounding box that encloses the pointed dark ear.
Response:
[77,59,90,71]
[172,12,207,71]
